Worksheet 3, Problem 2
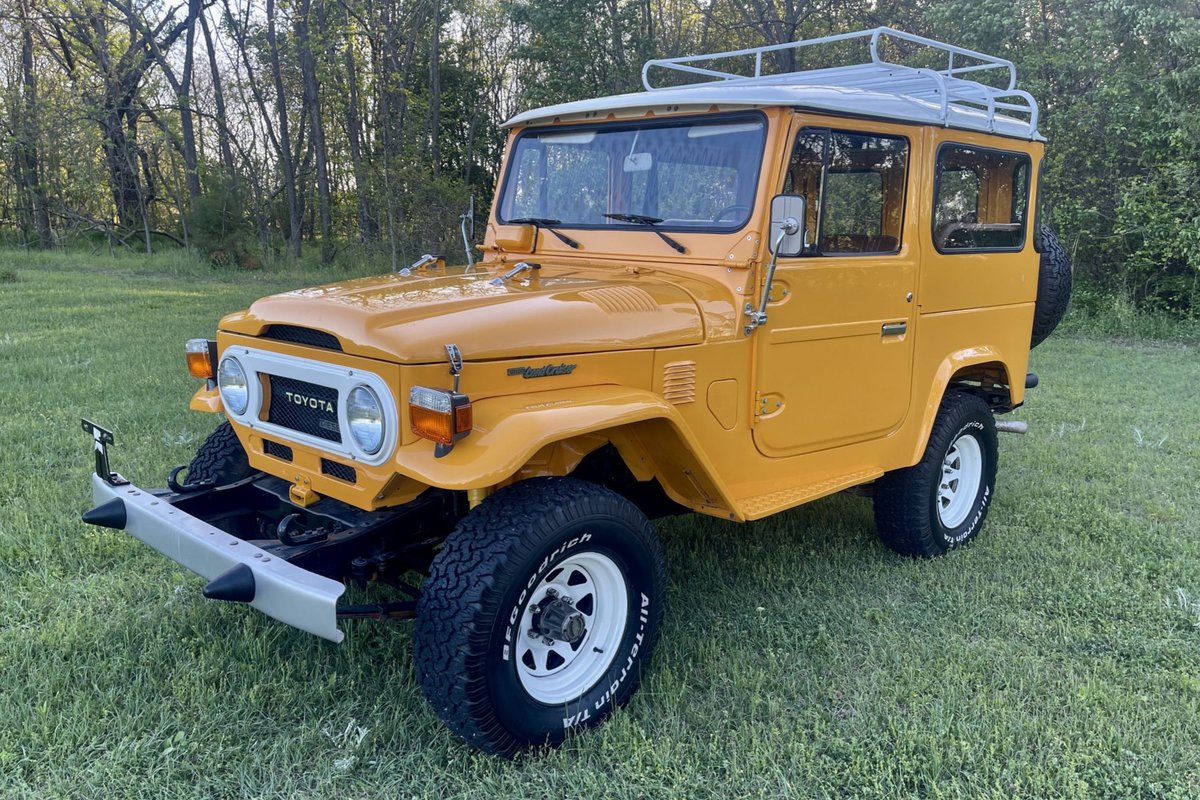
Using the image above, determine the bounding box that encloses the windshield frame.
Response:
[495,110,769,236]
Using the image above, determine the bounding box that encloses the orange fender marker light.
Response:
[185,339,218,380]
[409,385,473,457]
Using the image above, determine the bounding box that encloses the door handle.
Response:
[881,322,907,337]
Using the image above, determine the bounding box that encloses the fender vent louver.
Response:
[261,325,343,351]
[662,361,697,405]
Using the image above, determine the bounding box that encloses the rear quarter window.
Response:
[933,144,1031,252]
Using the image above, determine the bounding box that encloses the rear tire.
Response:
[873,392,998,557]
[413,477,665,755]
[185,421,254,486]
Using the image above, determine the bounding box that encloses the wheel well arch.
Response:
[506,422,734,520]
[904,354,1021,467]
[947,360,1018,412]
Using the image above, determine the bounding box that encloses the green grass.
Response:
[1,252,1199,798]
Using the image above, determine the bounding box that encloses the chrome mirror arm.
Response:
[460,195,476,273]
[744,218,799,336]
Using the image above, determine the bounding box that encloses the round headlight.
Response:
[217,356,249,415]
[347,385,385,455]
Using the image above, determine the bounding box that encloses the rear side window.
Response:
[785,128,909,255]
[934,144,1031,251]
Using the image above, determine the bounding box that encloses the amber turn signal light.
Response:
[409,386,473,455]
[185,339,218,380]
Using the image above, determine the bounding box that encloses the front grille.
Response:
[321,459,357,483]
[263,439,293,461]
[261,325,343,351]
[267,375,342,443]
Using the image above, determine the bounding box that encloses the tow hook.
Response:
[166,465,212,494]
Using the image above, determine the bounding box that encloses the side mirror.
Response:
[769,194,806,257]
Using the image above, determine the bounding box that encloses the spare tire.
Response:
[1031,225,1072,348]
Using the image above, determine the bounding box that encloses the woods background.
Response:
[2,0,1197,314]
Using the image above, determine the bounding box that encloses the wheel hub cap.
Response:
[515,551,629,705]
[937,431,983,529]
[533,594,586,644]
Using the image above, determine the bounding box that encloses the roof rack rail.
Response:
[641,27,1038,137]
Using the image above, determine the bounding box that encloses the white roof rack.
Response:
[504,28,1040,141]
[641,27,1039,138]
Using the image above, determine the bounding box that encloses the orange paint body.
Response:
[195,106,1043,522]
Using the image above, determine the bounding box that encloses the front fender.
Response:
[391,384,708,493]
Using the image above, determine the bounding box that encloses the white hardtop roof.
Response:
[504,28,1043,142]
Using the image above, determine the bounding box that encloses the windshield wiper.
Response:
[602,213,687,254]
[507,217,581,251]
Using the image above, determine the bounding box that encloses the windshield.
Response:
[497,115,766,232]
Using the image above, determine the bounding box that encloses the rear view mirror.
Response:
[623,152,653,172]
[769,194,806,257]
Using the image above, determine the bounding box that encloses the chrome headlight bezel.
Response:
[346,384,385,456]
[217,356,249,415]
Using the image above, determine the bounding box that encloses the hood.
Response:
[220,268,710,363]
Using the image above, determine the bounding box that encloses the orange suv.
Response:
[83,28,1071,754]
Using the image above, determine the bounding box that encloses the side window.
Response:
[784,128,909,255]
[934,145,1031,251]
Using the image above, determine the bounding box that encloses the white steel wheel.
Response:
[936,431,984,529]
[414,477,665,755]
[874,392,998,557]
[515,551,628,705]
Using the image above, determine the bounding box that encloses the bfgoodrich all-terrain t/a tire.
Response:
[873,391,999,557]
[413,477,665,756]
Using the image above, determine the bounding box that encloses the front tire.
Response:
[185,421,254,486]
[873,391,998,557]
[413,478,665,755]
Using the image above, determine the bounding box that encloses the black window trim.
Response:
[1033,156,1045,252]
[788,125,911,259]
[495,110,770,236]
[932,141,1033,255]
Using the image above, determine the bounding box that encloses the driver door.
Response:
[753,124,918,458]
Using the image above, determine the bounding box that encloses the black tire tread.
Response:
[1031,225,1072,348]
[873,391,996,557]
[185,421,254,486]
[412,477,664,756]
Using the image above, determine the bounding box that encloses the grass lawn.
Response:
[1,252,1198,798]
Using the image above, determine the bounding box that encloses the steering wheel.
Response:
[712,204,751,223]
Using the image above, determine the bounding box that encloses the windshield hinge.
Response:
[724,231,763,269]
